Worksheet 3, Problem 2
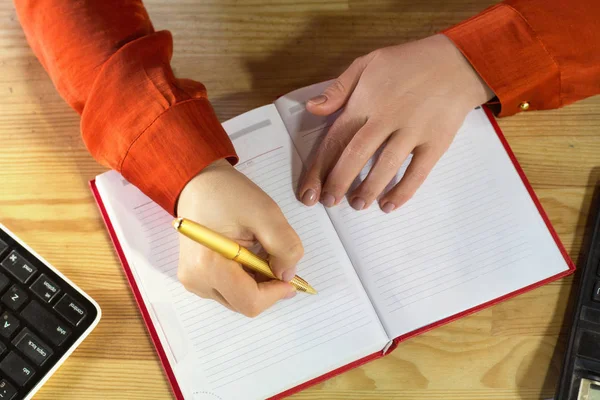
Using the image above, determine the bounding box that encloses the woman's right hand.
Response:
[176,159,303,317]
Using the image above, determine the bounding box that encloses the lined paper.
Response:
[276,83,570,339]
[96,104,387,400]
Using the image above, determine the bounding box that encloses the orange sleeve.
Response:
[443,0,600,116]
[13,0,238,215]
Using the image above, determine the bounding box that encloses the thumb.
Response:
[306,55,371,116]
[251,204,304,282]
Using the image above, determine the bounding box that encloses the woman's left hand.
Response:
[298,34,494,212]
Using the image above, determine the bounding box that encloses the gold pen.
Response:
[172,218,317,295]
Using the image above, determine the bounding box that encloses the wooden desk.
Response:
[1,0,599,398]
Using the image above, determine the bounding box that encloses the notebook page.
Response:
[95,104,388,400]
[275,84,570,339]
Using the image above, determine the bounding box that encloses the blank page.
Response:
[276,83,571,339]
[95,104,388,400]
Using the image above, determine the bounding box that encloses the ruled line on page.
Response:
[385,250,533,313]
[344,172,492,235]
[359,194,507,262]
[212,319,372,390]
[187,286,352,347]
[350,184,500,251]
[183,284,352,344]
[200,292,360,366]
[187,278,353,354]
[209,312,369,384]
[133,200,153,210]
[346,175,491,239]
[369,221,519,280]
[381,239,530,303]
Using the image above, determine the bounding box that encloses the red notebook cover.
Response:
[90,106,575,399]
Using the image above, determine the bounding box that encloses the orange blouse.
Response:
[444,1,600,117]
[13,0,600,215]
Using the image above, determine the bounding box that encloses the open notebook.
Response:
[90,81,574,400]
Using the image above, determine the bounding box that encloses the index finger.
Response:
[215,260,295,318]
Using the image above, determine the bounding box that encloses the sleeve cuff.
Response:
[443,4,561,116]
[120,98,238,215]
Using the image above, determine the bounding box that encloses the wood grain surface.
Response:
[1,0,599,398]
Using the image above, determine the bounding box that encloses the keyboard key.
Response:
[12,328,53,367]
[0,342,6,357]
[21,301,71,346]
[0,240,7,258]
[0,351,35,386]
[0,273,9,294]
[0,379,17,400]
[1,251,37,284]
[30,274,60,303]
[1,286,28,311]
[54,294,86,326]
[0,312,19,340]
[594,281,600,302]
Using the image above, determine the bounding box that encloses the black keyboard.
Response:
[556,189,600,399]
[0,225,100,400]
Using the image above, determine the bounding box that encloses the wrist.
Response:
[177,159,233,216]
[438,34,495,108]
[467,63,495,106]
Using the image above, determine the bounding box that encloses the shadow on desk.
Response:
[520,167,600,400]
[209,7,457,119]
[207,0,499,120]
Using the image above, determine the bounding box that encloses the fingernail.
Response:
[382,202,395,213]
[282,268,296,282]
[308,95,327,105]
[302,189,317,205]
[350,197,365,210]
[284,289,297,299]
[321,193,336,207]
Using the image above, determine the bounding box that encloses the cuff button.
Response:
[519,101,530,111]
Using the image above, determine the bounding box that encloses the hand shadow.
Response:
[208,2,493,121]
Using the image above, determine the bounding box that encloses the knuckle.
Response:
[353,53,371,68]
[344,143,369,161]
[378,149,403,170]
[407,166,429,183]
[178,257,211,291]
[321,135,344,154]
[325,79,346,97]
[263,198,281,214]
[286,241,304,260]
[366,49,381,60]
[241,299,262,318]
[177,267,192,289]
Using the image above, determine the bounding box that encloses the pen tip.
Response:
[172,218,183,230]
[306,287,318,295]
